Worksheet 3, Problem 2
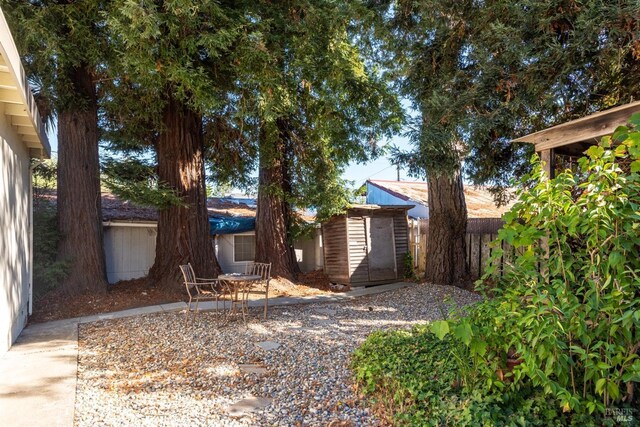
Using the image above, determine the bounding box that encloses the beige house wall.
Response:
[0,105,31,355]
[0,7,49,356]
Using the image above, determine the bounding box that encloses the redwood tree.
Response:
[229,1,401,279]
[106,1,242,288]
[3,1,109,295]
[147,96,219,288]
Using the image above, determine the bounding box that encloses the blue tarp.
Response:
[209,215,255,235]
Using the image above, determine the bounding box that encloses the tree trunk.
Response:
[56,64,108,295]
[424,169,469,287]
[255,119,300,280]
[147,95,220,290]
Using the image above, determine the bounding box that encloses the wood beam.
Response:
[10,115,32,126]
[539,149,555,179]
[0,72,17,89]
[17,128,37,137]
[512,101,640,151]
[0,88,22,104]
[4,103,28,116]
[21,134,40,143]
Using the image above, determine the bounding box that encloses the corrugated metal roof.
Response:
[367,179,513,218]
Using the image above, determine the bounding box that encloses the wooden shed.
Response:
[321,205,411,287]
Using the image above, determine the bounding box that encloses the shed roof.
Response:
[366,179,512,218]
[511,101,640,154]
[0,8,49,157]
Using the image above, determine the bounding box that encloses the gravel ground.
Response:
[75,283,481,426]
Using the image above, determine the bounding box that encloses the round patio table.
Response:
[218,274,262,324]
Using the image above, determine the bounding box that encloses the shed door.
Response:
[366,217,397,281]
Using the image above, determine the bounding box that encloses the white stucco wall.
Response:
[216,230,324,274]
[0,106,31,355]
[293,228,324,272]
[215,231,255,274]
[103,224,157,283]
[366,183,429,218]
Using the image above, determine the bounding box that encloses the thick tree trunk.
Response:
[255,119,300,280]
[147,95,220,290]
[56,64,108,295]
[424,169,469,287]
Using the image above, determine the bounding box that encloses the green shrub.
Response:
[33,200,68,299]
[352,116,640,425]
[470,116,640,416]
[352,326,573,426]
[32,161,68,299]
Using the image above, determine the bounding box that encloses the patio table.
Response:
[218,273,262,324]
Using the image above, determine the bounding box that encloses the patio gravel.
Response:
[75,283,481,426]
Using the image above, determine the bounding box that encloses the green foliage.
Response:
[402,251,417,281]
[2,0,110,113]
[354,119,640,424]
[474,120,640,414]
[352,326,573,426]
[101,157,184,209]
[32,162,68,299]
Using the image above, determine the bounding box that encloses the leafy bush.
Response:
[352,116,640,425]
[352,326,572,426]
[32,160,68,299]
[469,116,640,415]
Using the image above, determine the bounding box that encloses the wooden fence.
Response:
[409,218,506,280]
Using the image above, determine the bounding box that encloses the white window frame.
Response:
[233,233,256,263]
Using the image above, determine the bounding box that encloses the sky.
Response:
[341,134,423,188]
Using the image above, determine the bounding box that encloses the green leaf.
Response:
[470,338,487,357]
[453,322,473,345]
[430,320,450,340]
[629,112,640,127]
[586,145,605,159]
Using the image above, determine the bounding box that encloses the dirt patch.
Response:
[29,270,338,324]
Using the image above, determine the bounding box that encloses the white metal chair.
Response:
[179,263,224,322]
[244,262,272,319]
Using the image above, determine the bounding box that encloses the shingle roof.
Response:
[101,194,257,222]
[367,179,513,218]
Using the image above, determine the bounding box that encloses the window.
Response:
[234,235,255,262]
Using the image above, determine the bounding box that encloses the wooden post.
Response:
[539,149,555,178]
[538,149,554,279]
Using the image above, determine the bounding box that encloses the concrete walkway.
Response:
[0,282,415,427]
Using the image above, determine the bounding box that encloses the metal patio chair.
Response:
[179,263,225,322]
[244,262,272,319]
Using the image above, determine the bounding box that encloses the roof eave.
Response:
[511,101,640,153]
[0,8,50,158]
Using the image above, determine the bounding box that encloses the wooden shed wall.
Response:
[393,215,409,278]
[323,208,411,286]
[347,216,369,283]
[322,215,349,282]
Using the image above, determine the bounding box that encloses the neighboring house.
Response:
[365,179,512,218]
[0,8,50,355]
[101,195,323,283]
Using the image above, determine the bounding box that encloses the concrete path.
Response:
[0,282,415,427]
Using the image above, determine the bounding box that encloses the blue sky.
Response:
[341,134,422,188]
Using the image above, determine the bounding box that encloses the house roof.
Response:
[511,101,640,155]
[366,179,512,218]
[101,194,257,222]
[0,8,50,158]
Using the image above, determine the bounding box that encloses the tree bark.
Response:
[424,169,469,287]
[56,64,108,296]
[147,95,220,289]
[255,118,301,280]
